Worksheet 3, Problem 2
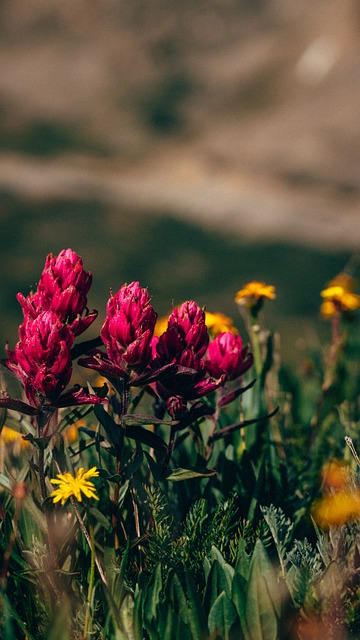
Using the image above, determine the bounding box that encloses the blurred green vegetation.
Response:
[0,189,353,366]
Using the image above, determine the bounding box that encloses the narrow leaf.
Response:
[166,467,217,482]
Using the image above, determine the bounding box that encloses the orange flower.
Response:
[320,273,360,318]
[321,460,350,491]
[312,490,360,528]
[235,281,276,307]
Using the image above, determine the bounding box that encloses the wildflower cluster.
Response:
[2,249,102,412]
[1,253,360,640]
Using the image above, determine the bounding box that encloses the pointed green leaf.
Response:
[184,570,209,640]
[232,573,249,637]
[245,540,281,640]
[95,404,123,447]
[143,564,164,628]
[0,472,12,492]
[88,506,112,531]
[166,467,217,482]
[235,538,251,581]
[208,591,238,640]
[210,546,235,592]
[125,425,168,454]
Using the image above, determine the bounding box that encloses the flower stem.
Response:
[70,496,107,586]
[112,380,129,547]
[37,412,58,576]
[83,524,96,638]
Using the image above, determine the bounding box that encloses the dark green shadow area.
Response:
[0,190,352,366]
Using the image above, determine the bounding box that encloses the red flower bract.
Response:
[5,310,74,408]
[16,249,97,336]
[100,282,157,374]
[205,332,253,380]
[155,301,209,366]
[152,301,224,417]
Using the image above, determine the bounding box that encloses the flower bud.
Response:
[17,249,97,336]
[155,301,209,365]
[5,311,74,407]
[205,332,253,380]
[100,282,157,374]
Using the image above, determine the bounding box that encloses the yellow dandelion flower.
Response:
[205,311,238,336]
[235,281,276,307]
[50,466,99,506]
[312,490,360,528]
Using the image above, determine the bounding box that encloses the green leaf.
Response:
[21,496,47,535]
[116,594,136,640]
[204,560,232,612]
[245,540,281,640]
[209,546,235,592]
[125,424,168,454]
[184,570,209,640]
[142,564,164,629]
[95,404,123,447]
[1,593,37,640]
[166,467,217,482]
[43,599,71,640]
[22,434,50,451]
[0,472,12,492]
[123,414,177,427]
[88,506,112,531]
[232,573,249,637]
[208,591,238,640]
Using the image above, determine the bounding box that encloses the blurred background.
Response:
[0,0,359,366]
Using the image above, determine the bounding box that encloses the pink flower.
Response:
[205,332,253,380]
[17,249,97,336]
[99,282,157,375]
[156,301,209,365]
[152,301,224,411]
[5,311,74,408]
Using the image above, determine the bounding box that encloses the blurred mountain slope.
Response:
[0,0,360,247]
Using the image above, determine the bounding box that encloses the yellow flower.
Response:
[0,426,29,449]
[320,273,360,317]
[50,467,99,506]
[154,314,169,337]
[235,281,276,307]
[312,490,360,528]
[205,311,238,336]
[155,308,238,338]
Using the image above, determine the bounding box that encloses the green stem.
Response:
[250,319,263,377]
[83,524,96,639]
[112,380,130,546]
[37,412,58,577]
[70,496,107,586]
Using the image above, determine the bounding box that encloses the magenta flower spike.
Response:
[205,332,253,381]
[5,310,74,408]
[152,301,225,414]
[100,281,157,375]
[17,249,97,336]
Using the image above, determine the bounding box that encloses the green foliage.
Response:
[1,256,360,639]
